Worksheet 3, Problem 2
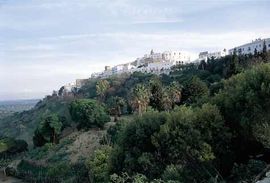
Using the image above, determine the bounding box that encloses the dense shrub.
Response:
[33,113,64,147]
[16,160,89,183]
[0,137,28,157]
[69,99,110,129]
[86,145,112,183]
[109,104,231,182]
[213,64,270,162]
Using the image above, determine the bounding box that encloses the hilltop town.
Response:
[61,37,270,95]
[1,34,270,183]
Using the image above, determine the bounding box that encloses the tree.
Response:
[58,86,65,96]
[262,40,268,62]
[70,99,110,129]
[110,112,168,178]
[198,60,207,70]
[152,104,231,182]
[149,79,163,111]
[110,105,231,181]
[107,96,126,121]
[227,48,239,77]
[96,80,110,102]
[86,145,112,183]
[33,114,63,146]
[254,48,258,57]
[33,129,48,147]
[181,77,208,104]
[161,89,172,111]
[0,137,28,156]
[167,81,182,108]
[130,84,150,115]
[213,64,270,164]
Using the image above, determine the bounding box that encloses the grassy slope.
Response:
[0,97,74,146]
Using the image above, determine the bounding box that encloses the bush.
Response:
[230,159,267,182]
[16,160,89,183]
[106,119,129,144]
[86,145,112,183]
[110,104,231,182]
[213,64,270,162]
[0,137,28,157]
[110,111,169,178]
[69,99,110,129]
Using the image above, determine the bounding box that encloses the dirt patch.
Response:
[67,129,106,163]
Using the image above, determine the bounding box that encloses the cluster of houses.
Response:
[91,50,191,78]
[60,37,270,95]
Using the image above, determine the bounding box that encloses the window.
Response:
[268,44,270,47]
[248,47,251,51]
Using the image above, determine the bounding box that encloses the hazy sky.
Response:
[0,0,270,100]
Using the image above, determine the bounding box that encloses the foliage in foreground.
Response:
[88,63,270,182]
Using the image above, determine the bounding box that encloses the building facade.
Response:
[90,49,192,79]
[162,51,191,63]
[199,49,227,61]
[229,38,270,55]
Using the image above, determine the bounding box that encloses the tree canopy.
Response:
[69,99,110,129]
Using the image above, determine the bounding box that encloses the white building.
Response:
[123,63,136,72]
[112,65,124,74]
[162,51,191,63]
[63,82,76,92]
[90,49,193,78]
[91,72,99,78]
[143,50,163,60]
[147,61,174,74]
[199,49,227,61]
[101,70,113,78]
[229,38,270,55]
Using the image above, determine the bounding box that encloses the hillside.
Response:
[0,99,39,120]
[0,51,270,182]
[0,98,73,146]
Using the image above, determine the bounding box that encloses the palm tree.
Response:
[109,96,126,121]
[96,79,110,102]
[149,79,163,111]
[168,82,182,108]
[115,97,125,117]
[130,84,150,116]
[162,89,173,111]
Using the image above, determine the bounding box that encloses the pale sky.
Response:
[0,0,270,100]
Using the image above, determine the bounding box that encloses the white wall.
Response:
[229,38,270,55]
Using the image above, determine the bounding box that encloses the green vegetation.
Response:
[1,50,270,182]
[14,159,88,183]
[33,113,64,147]
[86,145,112,182]
[0,97,73,145]
[69,99,110,129]
[0,137,28,156]
[106,96,126,121]
[109,104,230,182]
[130,84,150,115]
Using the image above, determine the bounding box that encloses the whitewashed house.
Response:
[229,38,270,55]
